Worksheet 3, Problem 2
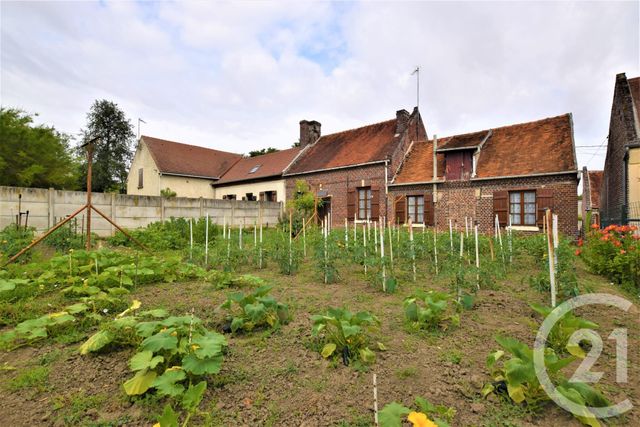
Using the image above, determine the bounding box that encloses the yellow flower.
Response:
[407,412,437,427]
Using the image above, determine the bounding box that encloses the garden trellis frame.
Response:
[4,138,147,266]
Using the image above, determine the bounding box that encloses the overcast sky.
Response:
[1,1,638,172]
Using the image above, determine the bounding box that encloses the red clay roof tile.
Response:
[142,136,242,179]
[394,114,576,183]
[215,147,301,185]
[285,118,399,174]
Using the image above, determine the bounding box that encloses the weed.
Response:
[395,366,418,379]
[7,366,50,392]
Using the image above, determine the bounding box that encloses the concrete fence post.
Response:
[48,188,55,230]
[199,197,204,218]
[160,197,165,223]
[110,193,116,235]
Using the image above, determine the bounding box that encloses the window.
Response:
[223,194,236,200]
[357,187,372,220]
[510,191,536,225]
[245,193,256,201]
[249,165,261,174]
[138,168,143,189]
[407,195,424,224]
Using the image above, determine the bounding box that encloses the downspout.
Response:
[384,159,389,220]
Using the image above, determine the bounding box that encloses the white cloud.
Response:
[1,0,638,173]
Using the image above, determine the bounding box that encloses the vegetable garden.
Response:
[0,217,638,426]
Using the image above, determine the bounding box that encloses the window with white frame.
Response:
[509,190,536,225]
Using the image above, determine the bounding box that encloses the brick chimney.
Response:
[395,109,410,134]
[299,120,321,148]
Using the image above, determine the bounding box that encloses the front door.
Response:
[318,196,332,226]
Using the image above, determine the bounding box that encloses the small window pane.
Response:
[510,192,521,203]
[408,197,415,210]
[524,214,536,225]
[524,191,536,203]
[511,213,521,225]
[524,203,536,214]
[511,203,521,214]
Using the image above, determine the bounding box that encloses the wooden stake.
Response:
[546,209,557,307]
[363,223,368,276]
[289,209,293,272]
[205,213,209,266]
[345,217,349,249]
[409,218,416,282]
[380,217,386,293]
[259,219,263,269]
[373,373,379,427]
[475,224,480,290]
[433,226,439,275]
[374,221,378,254]
[189,218,193,261]
[449,218,454,252]
[302,217,307,258]
[387,219,394,270]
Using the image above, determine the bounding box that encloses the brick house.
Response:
[600,73,640,226]
[388,114,580,236]
[282,108,427,225]
[581,167,603,230]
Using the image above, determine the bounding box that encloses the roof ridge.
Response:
[319,118,396,140]
[428,113,571,140]
[142,135,242,157]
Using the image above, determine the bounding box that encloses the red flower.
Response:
[577,238,583,247]
[613,240,622,247]
[620,249,626,255]
[575,249,581,256]
[591,224,599,229]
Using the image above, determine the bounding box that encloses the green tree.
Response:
[78,100,134,193]
[248,147,279,157]
[0,108,79,189]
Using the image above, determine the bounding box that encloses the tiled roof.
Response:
[437,130,490,151]
[394,114,576,183]
[587,170,604,209]
[142,136,242,179]
[215,147,301,185]
[285,118,399,174]
[628,77,640,127]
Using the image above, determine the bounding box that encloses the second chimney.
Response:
[299,120,321,149]
[395,109,410,134]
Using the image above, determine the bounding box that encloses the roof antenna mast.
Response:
[411,66,420,111]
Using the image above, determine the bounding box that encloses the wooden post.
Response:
[433,226,439,275]
[496,214,505,268]
[449,218,453,253]
[373,373,379,427]
[85,143,93,250]
[380,217,386,293]
[546,209,557,307]
[387,219,394,270]
[409,218,416,282]
[345,217,349,250]
[205,212,209,266]
[363,223,368,276]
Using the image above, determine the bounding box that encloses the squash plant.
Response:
[403,290,459,330]
[379,396,455,427]
[81,303,227,398]
[219,285,289,333]
[311,307,381,366]
[529,303,599,356]
[482,335,609,426]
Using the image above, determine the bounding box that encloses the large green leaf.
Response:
[156,404,179,427]
[191,332,226,358]
[321,343,337,358]
[66,303,89,314]
[244,302,266,322]
[340,321,361,338]
[182,381,207,410]
[359,347,376,364]
[141,331,178,352]
[504,358,535,386]
[378,402,411,427]
[129,350,164,371]
[230,317,244,332]
[123,369,157,395]
[79,330,114,354]
[182,354,223,375]
[152,368,186,397]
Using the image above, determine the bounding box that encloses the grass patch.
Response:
[6,366,50,392]
[395,366,418,379]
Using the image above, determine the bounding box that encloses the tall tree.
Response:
[0,108,79,189]
[78,100,135,193]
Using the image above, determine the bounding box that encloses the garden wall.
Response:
[0,186,283,237]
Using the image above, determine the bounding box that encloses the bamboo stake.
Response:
[302,217,307,258]
[259,219,263,269]
[345,217,349,250]
[387,219,394,270]
[489,238,495,261]
[475,223,480,290]
[496,215,505,268]
[374,221,378,254]
[189,218,193,261]
[363,223,368,276]
[449,218,454,252]
[546,209,557,307]
[205,213,209,266]
[508,215,513,264]
[289,209,293,272]
[380,217,386,292]
[373,373,379,427]
[459,231,464,259]
[465,216,469,237]
[409,218,416,282]
[433,226,439,275]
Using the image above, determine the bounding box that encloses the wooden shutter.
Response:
[371,186,380,220]
[493,191,508,227]
[425,193,435,226]
[347,188,356,220]
[536,189,554,226]
[395,196,406,224]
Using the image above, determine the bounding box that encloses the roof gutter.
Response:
[283,160,386,176]
[388,170,578,187]
[160,172,220,180]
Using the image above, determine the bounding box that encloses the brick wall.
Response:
[389,173,579,237]
[601,73,639,223]
[284,163,390,226]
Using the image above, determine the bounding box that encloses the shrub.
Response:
[219,285,290,333]
[403,290,459,331]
